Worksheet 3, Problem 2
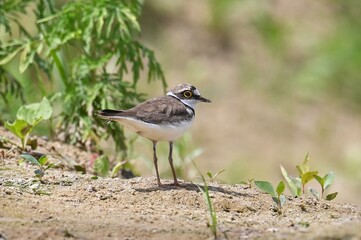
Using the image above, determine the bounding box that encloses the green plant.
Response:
[310,172,338,201]
[296,153,318,194]
[280,165,302,197]
[93,155,110,177]
[255,180,286,212]
[192,161,218,239]
[20,153,55,180]
[5,97,52,150]
[206,169,225,182]
[281,153,318,196]
[240,178,254,188]
[0,0,165,161]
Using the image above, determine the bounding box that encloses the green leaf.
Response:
[272,196,280,205]
[111,161,124,178]
[94,155,110,177]
[5,119,31,139]
[255,181,276,197]
[314,175,324,187]
[276,181,285,196]
[17,97,53,125]
[290,176,302,196]
[213,169,226,179]
[20,154,40,166]
[309,188,320,200]
[38,155,48,166]
[323,172,335,190]
[281,165,302,196]
[0,45,24,65]
[326,192,338,201]
[206,171,213,179]
[19,42,32,73]
[301,171,318,185]
[297,152,310,175]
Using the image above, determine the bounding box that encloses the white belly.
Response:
[115,117,193,141]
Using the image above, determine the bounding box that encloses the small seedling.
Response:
[206,169,226,182]
[20,153,55,180]
[296,153,318,194]
[240,178,254,188]
[192,161,218,239]
[255,180,286,212]
[5,97,53,150]
[281,153,318,196]
[310,172,338,201]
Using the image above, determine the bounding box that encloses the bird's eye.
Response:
[183,91,192,98]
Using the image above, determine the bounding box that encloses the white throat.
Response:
[167,92,199,110]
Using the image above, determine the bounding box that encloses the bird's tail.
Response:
[96,109,124,120]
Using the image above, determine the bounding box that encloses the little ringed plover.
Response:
[96,83,211,186]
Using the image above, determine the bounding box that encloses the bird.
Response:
[96,83,211,186]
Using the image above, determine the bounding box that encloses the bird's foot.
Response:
[172,180,180,187]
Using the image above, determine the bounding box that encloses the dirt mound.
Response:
[1,127,361,239]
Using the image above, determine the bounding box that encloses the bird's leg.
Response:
[168,141,180,186]
[152,141,162,187]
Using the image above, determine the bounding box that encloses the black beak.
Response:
[199,96,211,103]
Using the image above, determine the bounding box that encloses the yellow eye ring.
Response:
[183,91,192,98]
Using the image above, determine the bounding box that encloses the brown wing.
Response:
[123,96,194,125]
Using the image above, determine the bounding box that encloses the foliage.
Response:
[192,160,218,239]
[240,178,254,188]
[93,155,110,177]
[0,0,166,160]
[281,153,318,196]
[310,172,338,201]
[293,0,361,107]
[0,68,24,105]
[255,180,286,212]
[5,97,52,150]
[296,153,318,194]
[281,153,338,201]
[20,153,55,180]
[280,165,302,197]
[206,169,225,182]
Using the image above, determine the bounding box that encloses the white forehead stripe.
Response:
[167,91,176,96]
[194,89,200,95]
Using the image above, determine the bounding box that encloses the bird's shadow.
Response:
[134,181,252,198]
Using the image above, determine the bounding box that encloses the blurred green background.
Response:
[1,0,361,204]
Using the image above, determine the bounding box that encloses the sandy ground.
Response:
[1,128,361,240]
